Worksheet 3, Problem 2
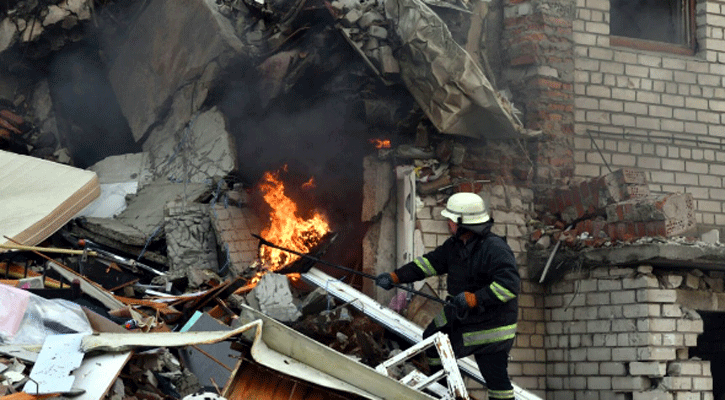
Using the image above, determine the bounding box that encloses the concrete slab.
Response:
[87,153,153,186]
[164,200,219,282]
[143,107,237,184]
[252,273,301,322]
[108,0,248,142]
[116,179,209,237]
[581,241,725,271]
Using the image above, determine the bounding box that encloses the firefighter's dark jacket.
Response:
[392,229,520,354]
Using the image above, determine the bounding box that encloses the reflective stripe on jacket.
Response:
[395,231,520,354]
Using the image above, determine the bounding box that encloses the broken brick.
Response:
[605,193,696,238]
[530,229,543,242]
[552,169,650,223]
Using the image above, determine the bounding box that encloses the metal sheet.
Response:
[301,267,544,400]
[383,0,521,139]
[81,315,435,400]
[178,312,237,390]
[236,306,437,400]
[71,351,133,400]
[23,334,85,394]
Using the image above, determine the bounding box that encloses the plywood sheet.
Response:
[0,150,100,248]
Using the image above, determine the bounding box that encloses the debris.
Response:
[0,150,100,248]
[299,266,543,399]
[67,350,134,400]
[250,273,301,322]
[384,0,522,139]
[108,0,250,142]
[23,333,86,394]
[46,261,126,310]
[178,312,238,391]
[0,283,92,346]
[164,200,219,286]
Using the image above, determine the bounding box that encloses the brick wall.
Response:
[501,0,576,194]
[416,185,547,398]
[546,265,714,400]
[571,0,725,236]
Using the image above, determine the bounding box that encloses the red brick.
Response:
[592,220,606,237]
[457,182,483,193]
[604,193,696,237]
[580,181,591,202]
[607,224,617,240]
[531,229,543,241]
[616,222,628,240]
[575,220,591,235]
[511,54,536,66]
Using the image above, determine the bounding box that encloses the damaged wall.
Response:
[544,264,722,400]
[567,0,725,238]
[500,0,576,193]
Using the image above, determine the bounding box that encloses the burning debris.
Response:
[0,148,482,399]
[1,0,722,398]
[257,166,331,269]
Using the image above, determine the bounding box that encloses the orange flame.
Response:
[301,177,316,190]
[259,168,330,270]
[369,138,391,149]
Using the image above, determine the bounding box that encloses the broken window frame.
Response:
[609,0,697,55]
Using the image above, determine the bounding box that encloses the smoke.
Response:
[211,26,374,233]
[47,40,139,168]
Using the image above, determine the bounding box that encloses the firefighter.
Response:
[375,192,519,400]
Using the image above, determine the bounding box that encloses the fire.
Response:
[369,138,391,149]
[259,168,330,269]
[301,177,316,190]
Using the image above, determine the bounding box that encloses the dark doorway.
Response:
[690,311,725,400]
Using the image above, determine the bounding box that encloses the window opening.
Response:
[610,0,696,50]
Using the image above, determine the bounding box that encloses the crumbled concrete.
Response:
[164,200,220,285]
[29,80,60,153]
[362,156,394,222]
[252,273,301,322]
[580,239,725,270]
[87,153,153,186]
[210,202,264,277]
[144,107,237,184]
[117,180,209,237]
[701,229,719,245]
[0,18,17,54]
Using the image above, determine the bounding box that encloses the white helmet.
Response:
[440,192,490,225]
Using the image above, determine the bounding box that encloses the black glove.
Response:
[375,273,395,290]
[452,292,470,311]
[451,292,474,320]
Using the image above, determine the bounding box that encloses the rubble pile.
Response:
[530,168,698,251]
[0,238,435,399]
[0,147,452,399]
[0,0,94,56]
[522,167,725,284]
